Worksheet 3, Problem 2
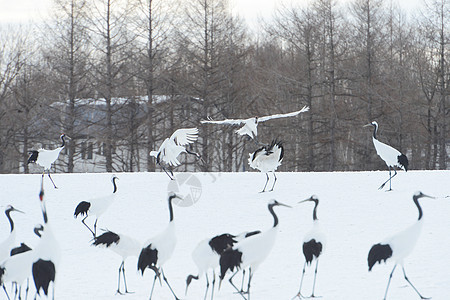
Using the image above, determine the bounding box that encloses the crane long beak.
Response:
[422,193,436,199]
[298,197,313,204]
[363,123,372,127]
[13,208,25,214]
[277,202,292,208]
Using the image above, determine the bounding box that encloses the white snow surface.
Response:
[1,170,449,300]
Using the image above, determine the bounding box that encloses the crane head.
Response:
[269,199,291,208]
[413,191,435,200]
[298,195,319,205]
[5,205,25,214]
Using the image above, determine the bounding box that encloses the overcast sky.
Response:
[0,0,425,26]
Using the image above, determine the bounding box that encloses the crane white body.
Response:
[294,196,326,299]
[138,193,181,300]
[248,140,284,192]
[201,106,309,140]
[27,134,69,188]
[368,191,433,300]
[93,230,141,294]
[365,121,408,191]
[32,180,61,298]
[150,128,201,179]
[0,206,24,263]
[74,175,118,237]
[219,200,290,300]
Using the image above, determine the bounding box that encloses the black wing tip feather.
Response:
[303,239,323,265]
[32,259,56,296]
[137,245,158,275]
[92,231,120,247]
[27,150,38,164]
[209,234,237,255]
[10,243,32,256]
[219,249,242,280]
[368,243,393,271]
[0,266,5,284]
[74,201,91,218]
[398,154,409,171]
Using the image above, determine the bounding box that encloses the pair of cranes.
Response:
[0,177,60,300]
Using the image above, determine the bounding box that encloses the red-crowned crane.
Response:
[0,205,24,263]
[27,134,70,189]
[368,191,434,299]
[201,106,309,143]
[74,175,119,237]
[1,225,43,300]
[137,192,182,300]
[92,230,141,294]
[150,128,202,180]
[186,231,261,300]
[248,140,284,193]
[219,200,291,300]
[31,177,61,299]
[364,121,408,191]
[293,195,326,299]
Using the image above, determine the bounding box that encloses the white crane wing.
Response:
[200,118,247,125]
[258,106,310,122]
[169,128,199,146]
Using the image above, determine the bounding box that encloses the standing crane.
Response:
[219,200,291,300]
[150,128,202,180]
[364,121,408,191]
[137,192,182,300]
[74,175,119,237]
[27,134,70,189]
[186,233,237,300]
[31,177,61,299]
[186,231,261,300]
[1,225,44,300]
[0,205,24,263]
[368,191,434,299]
[92,230,141,294]
[248,140,284,193]
[293,195,326,299]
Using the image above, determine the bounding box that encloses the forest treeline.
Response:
[0,0,448,174]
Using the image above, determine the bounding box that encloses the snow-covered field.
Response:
[1,170,449,300]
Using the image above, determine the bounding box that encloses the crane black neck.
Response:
[268,203,279,227]
[60,135,66,148]
[312,200,319,221]
[112,177,118,193]
[168,195,176,222]
[413,195,423,220]
[5,209,14,233]
[371,124,378,139]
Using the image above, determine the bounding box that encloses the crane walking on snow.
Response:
[74,175,119,237]
[364,121,408,191]
[150,128,202,180]
[219,200,291,300]
[201,106,309,143]
[27,134,70,189]
[92,230,141,294]
[368,191,434,300]
[138,192,182,300]
[293,195,326,299]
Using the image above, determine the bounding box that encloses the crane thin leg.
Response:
[402,267,430,299]
[311,259,319,297]
[260,173,270,193]
[269,173,277,192]
[2,284,10,300]
[383,264,397,300]
[81,216,95,237]
[292,261,307,299]
[211,271,216,300]
[161,269,180,300]
[203,273,209,300]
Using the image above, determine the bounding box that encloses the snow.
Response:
[1,170,449,300]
